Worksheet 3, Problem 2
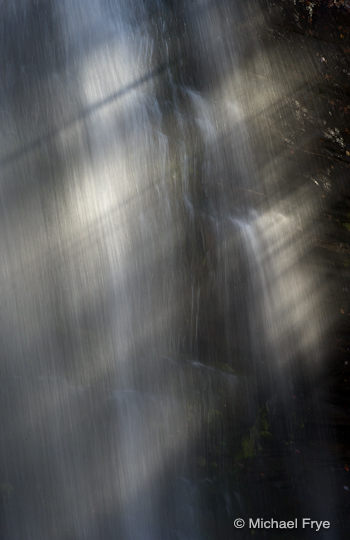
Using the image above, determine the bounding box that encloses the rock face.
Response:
[250,0,350,529]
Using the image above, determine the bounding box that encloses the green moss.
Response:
[0,483,14,500]
[242,433,256,459]
[214,361,236,375]
[239,405,272,460]
[198,456,207,468]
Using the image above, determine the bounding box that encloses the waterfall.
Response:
[0,1,336,539]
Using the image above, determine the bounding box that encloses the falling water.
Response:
[0,1,337,539]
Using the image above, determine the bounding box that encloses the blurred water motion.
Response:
[0,1,335,539]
